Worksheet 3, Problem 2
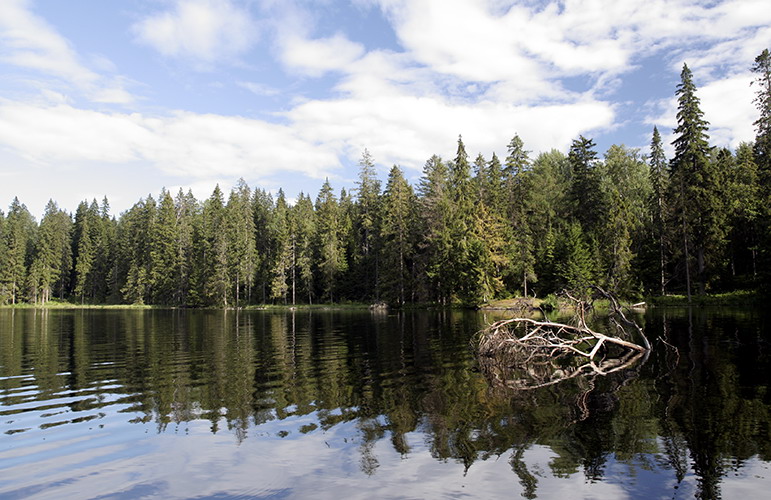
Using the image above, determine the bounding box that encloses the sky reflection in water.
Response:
[0,308,770,499]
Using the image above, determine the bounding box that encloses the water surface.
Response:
[1,308,769,499]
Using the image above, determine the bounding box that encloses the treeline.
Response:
[2,51,771,307]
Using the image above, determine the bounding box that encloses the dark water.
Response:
[0,308,769,499]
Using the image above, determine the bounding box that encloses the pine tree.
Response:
[649,126,669,295]
[504,134,536,296]
[670,63,724,297]
[751,49,771,283]
[252,189,274,303]
[568,135,603,233]
[417,154,452,302]
[726,143,760,280]
[292,193,316,303]
[149,189,179,305]
[174,188,198,306]
[226,179,258,306]
[29,200,72,304]
[315,180,347,302]
[201,186,229,307]
[1,198,36,304]
[752,48,771,177]
[352,149,382,301]
[270,189,291,303]
[118,196,156,304]
[380,165,415,306]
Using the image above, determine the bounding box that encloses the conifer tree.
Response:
[649,126,669,295]
[568,135,603,233]
[29,200,72,304]
[504,134,536,296]
[149,189,179,305]
[174,188,198,306]
[752,49,771,177]
[252,189,274,303]
[270,189,291,303]
[380,165,415,306]
[417,154,451,302]
[119,196,156,304]
[315,180,347,302]
[201,186,229,307]
[726,143,760,280]
[670,63,724,297]
[292,193,316,303]
[226,179,258,306]
[1,198,36,304]
[352,149,382,301]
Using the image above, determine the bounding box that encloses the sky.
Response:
[0,0,769,219]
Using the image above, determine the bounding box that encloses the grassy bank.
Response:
[648,290,761,307]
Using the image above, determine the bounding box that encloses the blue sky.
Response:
[1,0,768,218]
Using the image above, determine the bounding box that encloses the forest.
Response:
[1,50,770,308]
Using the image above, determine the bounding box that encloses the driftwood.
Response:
[474,287,650,391]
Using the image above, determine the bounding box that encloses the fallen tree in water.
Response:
[474,287,650,391]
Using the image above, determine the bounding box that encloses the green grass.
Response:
[648,289,761,306]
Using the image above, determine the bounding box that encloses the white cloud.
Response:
[133,0,259,65]
[0,0,132,103]
[0,101,341,180]
[280,33,365,77]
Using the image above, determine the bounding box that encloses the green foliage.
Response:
[3,51,771,306]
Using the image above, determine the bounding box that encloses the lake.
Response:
[1,307,770,499]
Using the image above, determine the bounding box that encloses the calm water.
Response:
[0,307,769,499]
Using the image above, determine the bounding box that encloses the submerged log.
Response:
[474,287,650,391]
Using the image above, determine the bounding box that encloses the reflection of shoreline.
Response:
[1,308,771,500]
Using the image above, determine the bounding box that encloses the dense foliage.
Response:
[2,52,770,306]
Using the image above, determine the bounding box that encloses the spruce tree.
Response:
[568,135,603,233]
[1,198,36,304]
[352,149,382,301]
[504,134,536,296]
[380,165,416,306]
[417,154,451,302]
[149,189,179,305]
[293,193,316,304]
[29,200,72,304]
[269,189,291,303]
[315,180,347,302]
[649,126,669,295]
[226,179,258,306]
[670,63,724,297]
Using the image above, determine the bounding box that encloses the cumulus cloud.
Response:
[280,33,365,77]
[133,0,259,65]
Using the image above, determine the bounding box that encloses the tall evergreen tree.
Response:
[648,126,669,295]
[725,143,760,281]
[568,135,603,232]
[149,189,179,305]
[504,134,536,296]
[752,48,771,177]
[352,149,382,301]
[292,193,316,304]
[252,189,274,303]
[380,165,416,306]
[670,63,724,297]
[29,200,72,304]
[270,189,291,303]
[1,198,36,304]
[174,188,198,306]
[417,154,451,302]
[315,180,347,302]
[201,186,230,307]
[226,179,258,306]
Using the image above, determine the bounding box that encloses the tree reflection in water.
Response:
[1,307,770,499]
